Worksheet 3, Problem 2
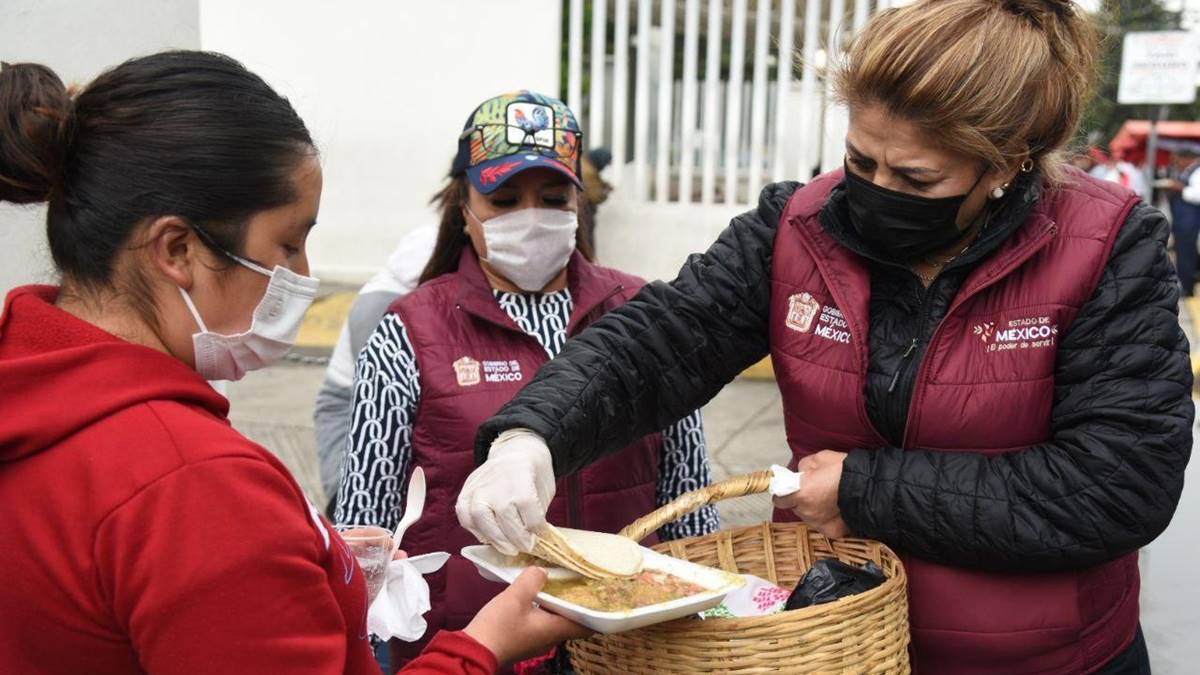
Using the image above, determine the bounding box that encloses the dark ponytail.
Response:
[0,62,73,204]
[0,51,314,288]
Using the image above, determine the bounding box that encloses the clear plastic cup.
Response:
[335,524,392,600]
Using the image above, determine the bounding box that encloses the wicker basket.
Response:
[566,471,911,674]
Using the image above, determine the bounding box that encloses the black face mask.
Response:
[844,165,985,262]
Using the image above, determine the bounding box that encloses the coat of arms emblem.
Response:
[453,356,482,387]
[785,292,821,334]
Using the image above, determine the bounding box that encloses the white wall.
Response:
[199,0,563,283]
[0,0,200,298]
[2,0,725,290]
[596,194,747,281]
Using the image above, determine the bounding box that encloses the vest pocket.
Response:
[904,555,1083,672]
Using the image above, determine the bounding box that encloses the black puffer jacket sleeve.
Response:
[475,182,799,474]
[839,202,1194,572]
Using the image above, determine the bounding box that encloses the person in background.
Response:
[0,53,583,675]
[1165,148,1200,297]
[335,90,719,670]
[1090,146,1151,201]
[458,2,1191,673]
[578,147,612,254]
[582,148,613,205]
[314,222,438,514]
[1066,146,1099,173]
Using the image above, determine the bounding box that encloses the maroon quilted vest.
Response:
[389,247,660,661]
[770,168,1141,674]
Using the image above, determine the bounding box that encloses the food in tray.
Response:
[462,544,746,633]
[542,568,709,612]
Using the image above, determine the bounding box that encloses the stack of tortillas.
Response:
[531,524,644,579]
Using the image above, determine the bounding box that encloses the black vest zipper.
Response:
[887,337,919,393]
[886,276,939,445]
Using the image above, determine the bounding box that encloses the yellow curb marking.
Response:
[741,356,775,380]
[295,291,356,349]
[1186,297,1200,383]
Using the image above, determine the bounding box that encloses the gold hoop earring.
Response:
[1020,158,1034,173]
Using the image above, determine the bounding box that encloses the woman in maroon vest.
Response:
[460,2,1192,674]
[335,91,719,669]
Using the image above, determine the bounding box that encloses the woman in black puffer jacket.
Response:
[456,1,1191,673]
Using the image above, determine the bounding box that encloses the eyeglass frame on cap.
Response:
[459,123,584,167]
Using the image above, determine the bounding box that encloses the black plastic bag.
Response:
[785,559,886,610]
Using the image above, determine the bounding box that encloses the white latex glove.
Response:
[456,429,556,556]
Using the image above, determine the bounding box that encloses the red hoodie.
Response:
[0,286,496,675]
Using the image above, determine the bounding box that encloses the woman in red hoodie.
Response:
[0,52,583,674]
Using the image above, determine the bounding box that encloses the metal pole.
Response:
[1145,104,1169,194]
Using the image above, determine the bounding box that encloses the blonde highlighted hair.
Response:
[834,0,1100,184]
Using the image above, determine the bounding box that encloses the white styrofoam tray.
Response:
[461,544,745,634]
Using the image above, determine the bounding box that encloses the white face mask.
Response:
[469,206,578,292]
[178,254,319,382]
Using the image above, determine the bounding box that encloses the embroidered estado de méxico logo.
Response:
[972,316,1058,353]
[785,292,851,344]
[453,356,524,386]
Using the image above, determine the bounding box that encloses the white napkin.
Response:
[367,552,450,642]
[769,464,803,497]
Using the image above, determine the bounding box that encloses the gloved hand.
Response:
[456,429,556,555]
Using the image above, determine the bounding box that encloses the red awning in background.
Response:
[1108,120,1200,168]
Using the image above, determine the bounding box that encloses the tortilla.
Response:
[557,527,645,576]
[532,524,645,579]
[532,531,611,579]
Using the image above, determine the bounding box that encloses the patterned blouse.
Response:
[335,288,720,541]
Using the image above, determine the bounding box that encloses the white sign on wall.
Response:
[1118,31,1200,105]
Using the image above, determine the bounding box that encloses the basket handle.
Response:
[619,470,773,543]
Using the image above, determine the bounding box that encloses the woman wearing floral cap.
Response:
[335,90,721,669]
